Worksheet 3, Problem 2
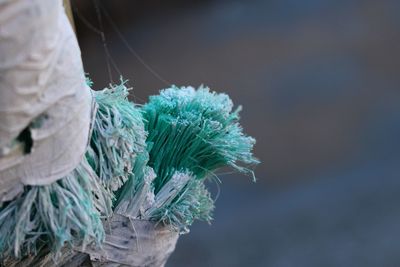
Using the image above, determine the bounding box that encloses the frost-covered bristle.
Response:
[0,158,109,260]
[140,85,258,230]
[146,171,214,232]
[86,81,147,193]
[143,85,259,193]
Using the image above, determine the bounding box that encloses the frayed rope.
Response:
[86,80,147,193]
[0,158,110,261]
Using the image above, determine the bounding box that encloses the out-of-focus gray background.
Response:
[73,0,400,266]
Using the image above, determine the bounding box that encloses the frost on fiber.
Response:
[0,158,109,261]
[86,81,147,193]
[140,86,259,230]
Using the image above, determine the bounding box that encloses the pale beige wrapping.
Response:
[5,216,180,267]
[0,0,92,202]
[85,215,179,267]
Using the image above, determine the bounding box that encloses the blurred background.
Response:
[71,0,400,266]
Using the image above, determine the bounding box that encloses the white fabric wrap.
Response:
[84,215,179,267]
[0,0,92,202]
[6,216,180,267]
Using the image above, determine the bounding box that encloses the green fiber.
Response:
[0,159,108,261]
[146,171,214,232]
[0,82,259,261]
[140,85,258,230]
[86,80,147,193]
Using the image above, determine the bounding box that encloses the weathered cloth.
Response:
[5,216,179,267]
[0,0,92,202]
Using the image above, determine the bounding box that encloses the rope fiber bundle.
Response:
[0,82,259,266]
[141,86,259,231]
[0,1,258,265]
[0,158,109,261]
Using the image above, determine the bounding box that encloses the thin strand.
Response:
[98,3,172,86]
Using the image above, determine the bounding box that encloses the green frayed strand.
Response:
[113,152,153,216]
[146,171,214,232]
[0,159,109,261]
[143,85,259,193]
[141,86,258,229]
[86,81,147,193]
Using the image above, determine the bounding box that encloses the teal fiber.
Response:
[141,85,258,229]
[113,150,151,211]
[143,85,259,193]
[0,82,259,261]
[86,80,147,193]
[150,174,214,232]
[0,159,107,261]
